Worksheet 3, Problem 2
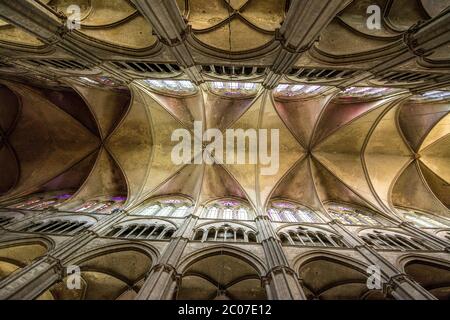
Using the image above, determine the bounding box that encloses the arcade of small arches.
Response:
[0,237,449,300]
[0,0,449,302]
[0,193,450,300]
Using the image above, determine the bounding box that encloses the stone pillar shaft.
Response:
[329,221,437,300]
[0,210,127,299]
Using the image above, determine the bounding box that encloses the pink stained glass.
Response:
[159,199,184,204]
[218,200,240,207]
[56,194,72,200]
[272,201,295,209]
[111,196,126,202]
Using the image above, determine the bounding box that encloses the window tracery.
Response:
[268,201,323,223]
[360,229,436,251]
[20,218,92,236]
[193,222,257,243]
[77,76,123,88]
[133,198,193,218]
[142,79,197,95]
[278,226,348,248]
[73,196,125,214]
[397,208,450,228]
[409,90,450,102]
[202,199,254,220]
[326,203,386,226]
[273,84,329,98]
[337,86,405,99]
[208,81,259,96]
[7,193,72,211]
[107,220,176,240]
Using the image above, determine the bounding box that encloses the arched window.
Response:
[274,84,329,98]
[206,207,219,218]
[279,226,348,248]
[202,199,254,220]
[107,221,176,240]
[326,203,385,226]
[193,223,258,243]
[21,218,91,236]
[268,201,323,223]
[138,204,160,216]
[73,196,125,214]
[247,232,257,243]
[360,229,436,251]
[236,229,245,242]
[75,201,99,212]
[132,198,193,217]
[156,206,173,217]
[396,208,450,228]
[206,228,216,241]
[223,208,233,220]
[143,79,197,96]
[7,193,72,211]
[279,233,290,245]
[208,82,259,97]
[172,206,189,217]
[338,87,404,99]
[409,90,450,102]
[194,229,204,241]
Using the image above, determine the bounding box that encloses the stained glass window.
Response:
[78,76,123,87]
[399,209,449,228]
[156,206,173,217]
[237,208,247,220]
[208,82,259,96]
[75,201,99,212]
[409,90,450,102]
[143,79,197,95]
[274,84,329,98]
[272,201,296,209]
[8,193,72,211]
[327,203,383,226]
[203,200,253,220]
[297,209,322,223]
[9,198,41,209]
[223,208,233,220]
[207,207,219,219]
[172,206,189,218]
[138,204,160,216]
[337,87,405,99]
[133,197,192,217]
[268,202,322,223]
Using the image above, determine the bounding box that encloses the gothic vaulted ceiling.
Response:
[0,0,449,223]
[0,79,449,222]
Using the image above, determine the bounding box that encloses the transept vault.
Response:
[0,0,449,300]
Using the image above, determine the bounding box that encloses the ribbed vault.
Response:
[0,80,449,222]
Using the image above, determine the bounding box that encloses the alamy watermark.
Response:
[66,5,81,30]
[66,265,81,290]
[366,264,383,290]
[171,121,280,176]
[366,5,381,30]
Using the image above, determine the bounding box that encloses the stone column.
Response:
[0,210,127,299]
[255,216,306,300]
[130,0,204,85]
[0,0,130,82]
[135,210,199,300]
[329,220,437,300]
[263,0,351,89]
